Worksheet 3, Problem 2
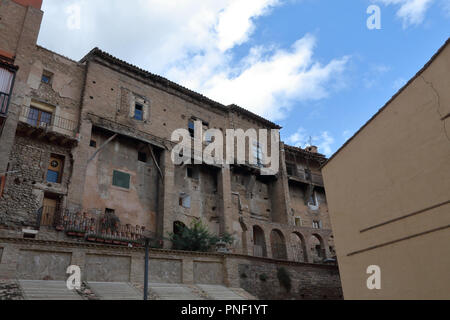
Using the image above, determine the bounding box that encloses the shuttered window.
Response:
[112,170,130,189]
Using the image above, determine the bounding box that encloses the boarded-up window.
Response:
[112,170,130,189]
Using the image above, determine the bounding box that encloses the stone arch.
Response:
[309,233,325,263]
[290,232,307,262]
[270,229,287,260]
[173,221,186,236]
[252,225,267,257]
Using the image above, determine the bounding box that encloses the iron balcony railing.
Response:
[53,210,162,248]
[21,105,77,134]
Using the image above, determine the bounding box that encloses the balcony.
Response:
[286,167,324,187]
[18,106,78,141]
[39,209,162,248]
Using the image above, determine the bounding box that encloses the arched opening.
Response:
[309,234,325,263]
[173,221,186,236]
[328,235,336,258]
[252,225,267,257]
[290,232,307,262]
[270,229,287,260]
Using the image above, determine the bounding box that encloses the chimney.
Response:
[12,0,42,10]
[306,146,318,154]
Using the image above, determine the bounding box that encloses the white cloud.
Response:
[288,128,335,156]
[38,0,348,121]
[375,0,435,27]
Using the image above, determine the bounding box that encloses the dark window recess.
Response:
[112,170,131,189]
[186,167,199,179]
[286,164,295,176]
[138,152,147,163]
[305,168,312,181]
[134,104,143,121]
[89,140,97,148]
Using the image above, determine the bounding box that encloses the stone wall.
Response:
[236,258,342,300]
[0,237,342,300]
[0,135,73,227]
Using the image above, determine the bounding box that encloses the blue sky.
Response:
[38,0,450,156]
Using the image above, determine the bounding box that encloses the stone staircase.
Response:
[88,282,142,300]
[19,280,82,300]
[17,280,256,300]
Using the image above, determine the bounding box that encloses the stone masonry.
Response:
[0,0,341,298]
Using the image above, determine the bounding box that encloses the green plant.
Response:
[277,267,292,292]
[259,273,268,282]
[168,219,233,252]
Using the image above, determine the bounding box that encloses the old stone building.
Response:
[0,0,341,299]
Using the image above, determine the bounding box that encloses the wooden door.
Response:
[41,197,57,226]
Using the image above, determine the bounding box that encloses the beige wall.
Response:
[322,41,450,300]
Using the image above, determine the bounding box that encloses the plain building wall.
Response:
[322,40,450,300]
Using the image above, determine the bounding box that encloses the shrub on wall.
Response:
[168,219,233,252]
[277,267,292,292]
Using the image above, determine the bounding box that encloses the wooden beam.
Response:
[148,144,164,185]
[87,133,118,164]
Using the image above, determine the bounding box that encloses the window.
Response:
[312,220,322,229]
[138,151,147,163]
[186,167,199,180]
[286,163,296,176]
[294,217,302,227]
[188,119,195,138]
[41,70,53,84]
[89,140,97,148]
[0,67,14,115]
[46,155,64,184]
[305,168,312,181]
[134,104,143,121]
[41,75,51,84]
[112,170,131,189]
[179,194,191,208]
[27,106,52,128]
[252,142,264,167]
[308,191,318,207]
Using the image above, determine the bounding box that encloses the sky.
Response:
[37,0,450,157]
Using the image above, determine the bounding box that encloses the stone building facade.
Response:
[0,0,335,271]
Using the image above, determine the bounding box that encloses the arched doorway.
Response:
[252,225,267,257]
[290,232,307,262]
[173,221,186,236]
[309,234,325,263]
[270,229,287,260]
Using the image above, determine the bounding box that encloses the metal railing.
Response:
[55,210,161,248]
[20,106,77,134]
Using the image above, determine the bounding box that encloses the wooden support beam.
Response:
[148,144,164,185]
[87,133,118,164]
